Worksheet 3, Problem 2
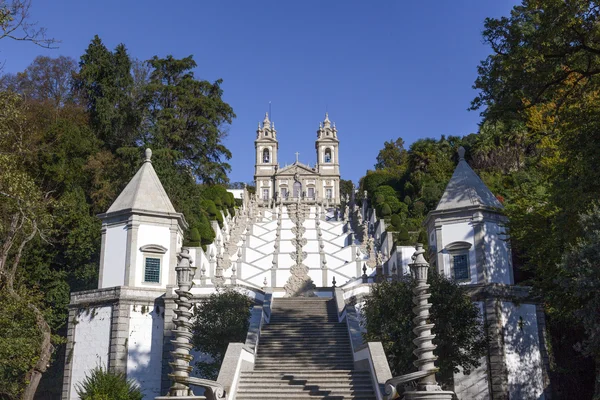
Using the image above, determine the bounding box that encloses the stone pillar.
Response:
[484,298,509,399]
[108,302,130,375]
[61,307,79,400]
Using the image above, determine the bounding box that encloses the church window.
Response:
[326,188,332,199]
[281,188,288,198]
[452,254,469,281]
[308,187,315,199]
[262,189,269,201]
[445,241,472,282]
[263,148,270,163]
[144,257,161,283]
[324,148,332,163]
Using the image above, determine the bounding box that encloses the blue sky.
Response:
[1,1,519,184]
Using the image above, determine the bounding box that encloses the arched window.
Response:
[324,148,332,163]
[263,148,270,163]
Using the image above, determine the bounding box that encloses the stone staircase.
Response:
[236,298,376,399]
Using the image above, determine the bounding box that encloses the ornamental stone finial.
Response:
[458,146,466,161]
[145,148,152,162]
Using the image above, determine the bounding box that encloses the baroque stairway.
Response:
[236,298,376,400]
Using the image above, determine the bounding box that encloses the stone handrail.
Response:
[216,343,254,400]
[179,377,225,400]
[215,291,272,400]
[334,287,392,400]
[354,342,392,400]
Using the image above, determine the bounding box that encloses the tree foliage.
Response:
[144,55,235,183]
[0,31,237,397]
[192,290,253,380]
[362,273,487,386]
[374,137,408,174]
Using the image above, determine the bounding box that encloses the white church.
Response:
[61,114,550,400]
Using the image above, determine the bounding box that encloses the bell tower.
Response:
[254,112,278,201]
[315,113,341,203]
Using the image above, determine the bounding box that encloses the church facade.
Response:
[254,113,341,204]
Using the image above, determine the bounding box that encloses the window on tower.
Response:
[324,148,332,163]
[263,148,270,163]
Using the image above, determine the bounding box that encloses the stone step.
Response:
[237,394,375,400]
[254,363,355,370]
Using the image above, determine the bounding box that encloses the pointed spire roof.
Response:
[323,112,331,128]
[435,147,503,211]
[106,149,178,215]
[263,112,271,129]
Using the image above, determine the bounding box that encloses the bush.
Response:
[76,367,143,400]
[198,213,216,247]
[186,227,201,247]
[390,214,402,230]
[213,196,223,207]
[403,195,412,206]
[395,227,411,245]
[386,196,404,214]
[375,194,386,205]
[192,290,253,379]
[362,274,487,387]
[201,199,219,217]
[380,203,392,217]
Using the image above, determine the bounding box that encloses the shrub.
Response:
[213,196,223,207]
[192,290,253,379]
[390,214,402,231]
[186,227,201,247]
[396,227,411,245]
[380,203,392,217]
[200,199,219,218]
[198,213,216,247]
[403,195,412,206]
[76,367,143,400]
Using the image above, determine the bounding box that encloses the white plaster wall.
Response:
[101,224,128,288]
[454,302,490,399]
[390,246,413,276]
[441,222,477,284]
[484,222,513,284]
[127,305,164,399]
[135,224,171,288]
[500,302,545,400]
[69,306,112,400]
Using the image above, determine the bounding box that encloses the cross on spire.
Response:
[295,152,300,163]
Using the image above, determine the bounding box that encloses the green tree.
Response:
[559,204,600,397]
[362,274,487,387]
[0,92,53,400]
[144,55,235,183]
[192,290,253,379]
[339,179,354,201]
[74,35,140,151]
[374,137,408,174]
